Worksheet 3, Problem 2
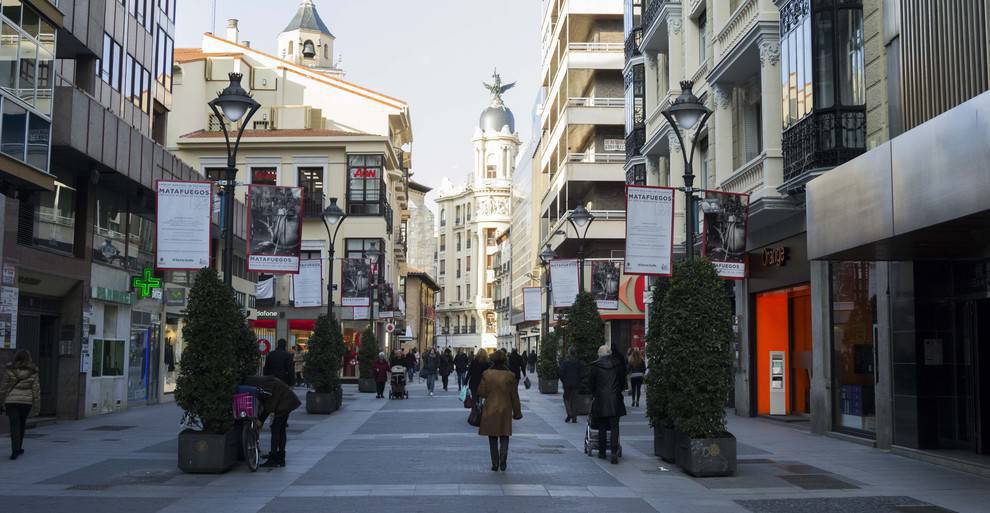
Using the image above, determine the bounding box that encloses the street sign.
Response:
[258,338,271,355]
[385,322,396,334]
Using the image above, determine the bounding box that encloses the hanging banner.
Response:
[292,260,323,308]
[341,258,372,307]
[549,259,580,308]
[247,185,303,273]
[624,185,675,276]
[378,283,395,316]
[702,191,750,280]
[156,180,212,270]
[523,287,542,322]
[0,286,17,349]
[590,260,622,310]
[353,306,370,320]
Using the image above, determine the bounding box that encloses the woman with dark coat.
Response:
[477,350,523,471]
[244,375,302,468]
[587,344,627,464]
[422,347,440,396]
[439,348,453,391]
[372,352,390,399]
[0,350,40,460]
[508,349,524,382]
[627,348,646,407]
[465,348,490,399]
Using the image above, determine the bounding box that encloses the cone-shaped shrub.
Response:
[537,329,561,380]
[645,277,671,429]
[357,325,378,379]
[305,314,345,393]
[566,291,606,391]
[175,268,253,434]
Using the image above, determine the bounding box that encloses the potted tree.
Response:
[566,291,605,415]
[304,314,346,414]
[357,326,378,393]
[663,259,736,477]
[176,268,258,473]
[537,330,560,394]
[645,278,675,462]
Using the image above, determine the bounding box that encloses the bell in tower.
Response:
[302,40,317,58]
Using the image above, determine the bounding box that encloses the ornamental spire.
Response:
[482,69,515,108]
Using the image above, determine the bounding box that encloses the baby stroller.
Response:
[390,365,409,399]
[583,416,622,458]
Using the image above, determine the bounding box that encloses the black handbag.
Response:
[467,400,484,427]
[523,376,532,390]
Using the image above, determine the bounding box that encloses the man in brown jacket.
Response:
[477,350,523,471]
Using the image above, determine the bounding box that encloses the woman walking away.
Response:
[477,350,523,471]
[588,344,627,464]
[373,352,390,399]
[558,346,584,423]
[440,348,453,392]
[466,348,490,400]
[422,347,440,396]
[627,348,646,407]
[0,350,41,460]
[454,349,469,390]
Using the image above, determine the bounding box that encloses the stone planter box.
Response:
[654,425,677,463]
[178,428,238,474]
[306,388,342,414]
[358,378,377,393]
[574,394,593,416]
[538,378,558,394]
[675,432,736,477]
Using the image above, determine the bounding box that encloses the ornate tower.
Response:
[278,0,337,72]
[474,70,521,187]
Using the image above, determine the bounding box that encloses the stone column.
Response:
[759,38,783,190]
[667,14,685,93]
[711,83,734,186]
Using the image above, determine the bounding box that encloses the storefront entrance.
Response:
[16,314,59,416]
[943,298,990,454]
[755,285,812,417]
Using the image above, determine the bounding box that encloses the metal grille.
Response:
[782,108,866,183]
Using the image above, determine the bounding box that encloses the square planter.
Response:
[538,378,559,394]
[358,378,377,393]
[675,432,736,477]
[656,426,677,462]
[178,428,238,474]
[306,388,342,414]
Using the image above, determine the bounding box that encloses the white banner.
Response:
[156,181,212,270]
[625,185,675,276]
[549,260,580,308]
[353,306,370,320]
[292,260,323,308]
[523,287,542,322]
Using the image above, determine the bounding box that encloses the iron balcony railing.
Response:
[782,107,866,184]
[302,191,325,218]
[625,28,643,60]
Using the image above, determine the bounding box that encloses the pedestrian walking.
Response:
[293,345,306,387]
[466,348,490,400]
[372,352,390,399]
[453,348,469,390]
[508,348,524,383]
[391,349,405,368]
[248,375,302,468]
[422,347,440,396]
[477,350,523,472]
[627,348,646,407]
[558,346,584,423]
[0,350,40,460]
[405,349,417,383]
[527,350,537,375]
[588,344,627,464]
[439,348,453,392]
[263,339,295,386]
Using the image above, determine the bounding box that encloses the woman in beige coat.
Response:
[477,350,522,471]
[0,350,41,460]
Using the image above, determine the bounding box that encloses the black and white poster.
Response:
[378,283,395,318]
[292,259,323,308]
[549,259,580,308]
[590,260,621,310]
[247,185,303,273]
[702,191,750,280]
[156,180,212,270]
[523,287,542,322]
[341,258,372,307]
[624,185,675,276]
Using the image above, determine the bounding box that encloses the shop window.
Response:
[251,167,277,185]
[346,154,384,215]
[92,338,125,377]
[830,261,877,435]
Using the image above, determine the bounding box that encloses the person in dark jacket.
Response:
[627,348,646,407]
[263,339,294,386]
[439,348,453,391]
[527,350,537,375]
[466,348,490,399]
[405,349,417,383]
[372,352,390,399]
[0,350,40,460]
[244,375,302,468]
[587,344,627,464]
[557,346,584,423]
[453,349,470,390]
[422,347,440,396]
[508,349,524,383]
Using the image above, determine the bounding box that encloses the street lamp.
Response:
[566,204,596,291]
[208,72,261,287]
[321,197,348,318]
[538,244,557,341]
[661,80,712,260]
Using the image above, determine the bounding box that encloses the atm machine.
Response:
[770,351,787,416]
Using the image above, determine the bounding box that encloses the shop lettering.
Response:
[256,311,279,317]
[351,168,378,179]
[762,246,789,267]
[159,187,210,196]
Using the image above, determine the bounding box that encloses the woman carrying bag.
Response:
[476,350,522,472]
[0,350,41,460]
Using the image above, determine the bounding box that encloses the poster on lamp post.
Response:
[624,185,675,276]
[523,287,542,322]
[155,180,212,270]
[341,258,372,307]
[590,260,622,310]
[549,259,580,308]
[247,185,303,273]
[702,190,751,280]
[292,259,323,308]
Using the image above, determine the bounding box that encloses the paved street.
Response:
[1,380,988,513]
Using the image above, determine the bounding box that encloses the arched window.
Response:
[324,44,329,59]
[440,208,447,226]
[288,41,294,54]
[470,317,477,334]
[486,154,497,179]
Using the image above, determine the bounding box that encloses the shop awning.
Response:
[250,319,276,329]
[601,314,645,321]
[289,320,316,331]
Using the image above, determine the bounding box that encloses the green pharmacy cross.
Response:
[132,268,162,299]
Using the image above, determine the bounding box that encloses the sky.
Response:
[175,0,542,200]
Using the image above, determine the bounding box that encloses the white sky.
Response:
[175,0,542,200]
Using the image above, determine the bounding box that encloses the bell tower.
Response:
[278,0,336,72]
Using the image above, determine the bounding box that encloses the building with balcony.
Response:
[168,5,413,379]
[405,181,435,275]
[434,73,518,351]
[509,97,544,352]
[493,228,514,350]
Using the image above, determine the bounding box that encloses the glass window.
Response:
[127,213,155,271]
[251,167,277,185]
[92,339,126,377]
[25,178,75,253]
[838,8,865,106]
[346,154,383,215]
[93,191,127,267]
[0,22,17,92]
[830,261,877,434]
[16,32,33,103]
[439,234,446,251]
[2,0,21,25]
[26,112,48,171]
[1,96,25,159]
[34,45,50,114]
[788,28,797,124]
[802,15,813,116]
[18,3,35,37]
[814,12,835,109]
[698,11,707,63]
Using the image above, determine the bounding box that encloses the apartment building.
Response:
[405,181,436,276]
[493,228,514,350]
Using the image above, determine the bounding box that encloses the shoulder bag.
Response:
[467,398,484,427]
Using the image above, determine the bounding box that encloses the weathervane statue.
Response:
[483,69,515,108]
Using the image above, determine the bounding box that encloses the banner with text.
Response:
[523,287,542,322]
[702,190,750,280]
[292,259,323,308]
[590,260,622,310]
[624,185,675,276]
[341,258,372,307]
[156,180,212,270]
[247,185,303,273]
[549,259,580,308]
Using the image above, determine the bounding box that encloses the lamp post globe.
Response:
[570,204,594,229]
[539,245,556,264]
[366,244,384,266]
[667,80,711,131]
[209,73,258,123]
[322,197,345,227]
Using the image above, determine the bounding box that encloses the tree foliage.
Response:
[566,291,606,367]
[357,325,378,379]
[305,314,345,394]
[537,329,561,380]
[644,277,671,429]
[175,268,254,434]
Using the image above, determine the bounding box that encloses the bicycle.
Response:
[233,385,271,472]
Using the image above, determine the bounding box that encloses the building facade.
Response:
[402,271,438,353]
[405,181,435,275]
[493,228,514,350]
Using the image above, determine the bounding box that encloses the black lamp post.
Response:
[661,80,712,260]
[566,204,595,291]
[208,72,261,287]
[321,197,347,318]
[538,244,557,341]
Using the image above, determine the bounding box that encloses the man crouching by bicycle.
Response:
[243,375,301,468]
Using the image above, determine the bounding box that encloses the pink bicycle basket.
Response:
[232,392,258,419]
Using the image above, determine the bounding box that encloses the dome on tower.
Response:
[283,0,333,37]
[480,106,515,133]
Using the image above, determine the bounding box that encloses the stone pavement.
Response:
[1,378,989,513]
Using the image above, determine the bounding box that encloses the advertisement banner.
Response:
[156,181,212,270]
[247,185,303,273]
[292,259,323,308]
[624,185,675,276]
[702,191,750,280]
[0,286,15,349]
[549,259,580,308]
[341,258,372,307]
[523,287,542,322]
[590,260,622,310]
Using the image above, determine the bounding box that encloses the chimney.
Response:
[243,41,251,48]
[226,19,239,44]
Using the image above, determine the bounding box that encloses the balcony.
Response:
[302,191,325,218]
[543,209,628,251]
[626,128,646,161]
[625,28,643,61]
[641,1,680,52]
[720,153,767,195]
[715,0,759,60]
[781,108,866,193]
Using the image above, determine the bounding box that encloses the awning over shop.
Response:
[250,319,276,329]
[289,320,316,331]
